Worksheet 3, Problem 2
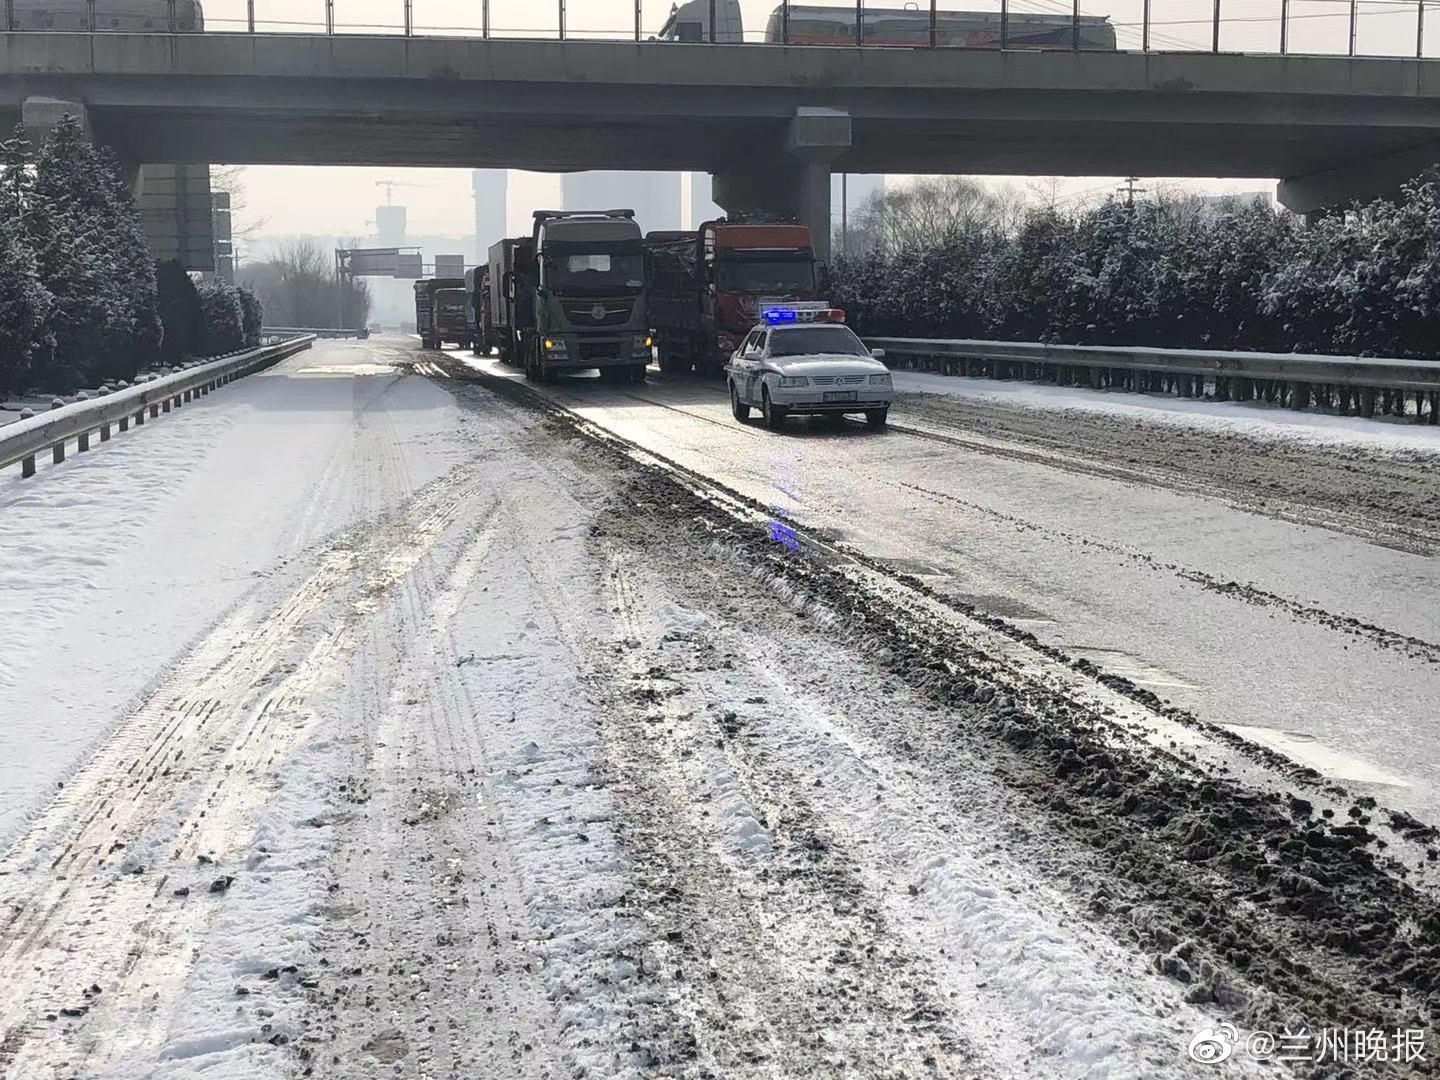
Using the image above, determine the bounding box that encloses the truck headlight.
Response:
[868,373,892,386]
[544,337,568,356]
[778,376,809,388]
[633,334,653,352]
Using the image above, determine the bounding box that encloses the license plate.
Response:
[823,391,857,402]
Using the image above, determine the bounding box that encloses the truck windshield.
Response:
[769,325,869,357]
[717,259,815,295]
[545,253,644,295]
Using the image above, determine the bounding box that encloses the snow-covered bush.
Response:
[156,258,204,365]
[831,178,1440,360]
[196,279,246,355]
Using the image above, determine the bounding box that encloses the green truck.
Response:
[490,210,652,384]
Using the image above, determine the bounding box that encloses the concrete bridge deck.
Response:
[3,32,1439,218]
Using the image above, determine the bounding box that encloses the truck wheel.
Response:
[730,381,750,422]
[866,407,889,429]
[629,364,647,385]
[659,351,690,376]
[762,387,787,430]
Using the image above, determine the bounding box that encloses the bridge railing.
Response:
[4,0,1436,61]
[867,337,1440,423]
[0,335,315,480]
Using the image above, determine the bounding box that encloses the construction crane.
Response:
[375,180,439,205]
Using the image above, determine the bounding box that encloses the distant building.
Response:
[1192,191,1273,217]
[375,204,407,247]
[833,174,883,244]
[562,171,681,233]
[472,170,508,254]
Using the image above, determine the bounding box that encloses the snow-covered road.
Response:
[464,353,1440,823]
[1,337,1436,1079]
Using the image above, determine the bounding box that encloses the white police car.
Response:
[725,304,893,429]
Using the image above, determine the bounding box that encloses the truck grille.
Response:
[564,301,633,327]
[580,341,622,360]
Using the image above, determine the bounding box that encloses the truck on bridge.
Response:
[656,1,1115,49]
[490,211,652,385]
[414,278,469,350]
[645,220,817,378]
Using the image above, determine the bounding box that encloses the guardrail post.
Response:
[21,454,35,478]
[1418,0,1425,57]
[1291,381,1309,410]
[1142,0,1150,50]
[1349,0,1358,54]
[1281,0,1289,52]
[162,399,171,413]
[4,0,14,32]
[52,441,64,465]
[247,0,254,32]
[119,415,129,432]
[100,421,111,441]
[78,430,90,452]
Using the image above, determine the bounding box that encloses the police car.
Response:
[725,304,893,429]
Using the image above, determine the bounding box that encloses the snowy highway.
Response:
[1,336,1437,1079]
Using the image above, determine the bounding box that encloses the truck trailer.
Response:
[645,220,818,377]
[464,266,494,355]
[414,278,468,349]
[491,211,653,384]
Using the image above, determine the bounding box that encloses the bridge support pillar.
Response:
[711,107,851,266]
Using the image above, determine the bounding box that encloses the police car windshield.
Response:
[769,325,869,357]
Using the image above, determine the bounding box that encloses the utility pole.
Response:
[1119,177,1146,207]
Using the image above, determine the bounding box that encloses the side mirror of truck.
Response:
[871,348,887,361]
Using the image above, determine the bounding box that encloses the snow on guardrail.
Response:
[0,336,316,479]
[866,337,1440,424]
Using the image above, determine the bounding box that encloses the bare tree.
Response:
[238,238,371,329]
[847,177,1006,256]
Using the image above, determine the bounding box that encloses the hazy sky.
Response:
[217,0,1429,246]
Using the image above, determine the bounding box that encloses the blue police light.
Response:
[763,307,798,324]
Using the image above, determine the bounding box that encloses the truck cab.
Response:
[517,210,652,385]
[655,0,742,41]
[414,277,466,349]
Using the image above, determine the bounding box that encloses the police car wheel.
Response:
[866,407,889,428]
[762,388,787,429]
[730,381,750,422]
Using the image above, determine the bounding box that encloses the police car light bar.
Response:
[761,302,846,325]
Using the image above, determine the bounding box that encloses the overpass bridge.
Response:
[5,31,1440,257]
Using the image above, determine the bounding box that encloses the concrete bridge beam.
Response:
[711,107,851,265]
[1278,138,1440,213]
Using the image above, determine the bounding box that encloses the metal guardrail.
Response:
[868,337,1440,423]
[261,327,369,340]
[0,336,316,479]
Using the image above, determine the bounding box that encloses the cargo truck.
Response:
[491,211,652,384]
[645,220,818,377]
[414,277,469,349]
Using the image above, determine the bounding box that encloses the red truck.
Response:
[645,220,818,377]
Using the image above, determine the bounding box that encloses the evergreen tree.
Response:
[0,124,54,394]
[30,115,129,389]
[155,259,204,364]
[196,279,246,355]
